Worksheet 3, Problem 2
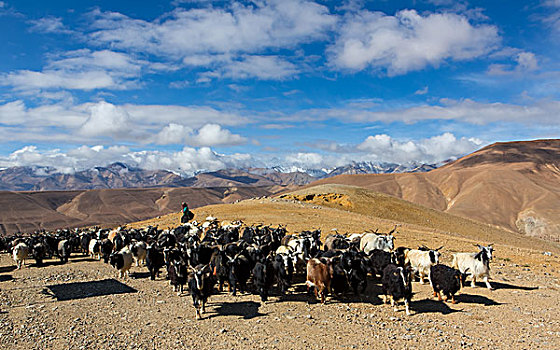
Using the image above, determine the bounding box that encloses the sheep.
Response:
[13,242,29,269]
[452,244,494,290]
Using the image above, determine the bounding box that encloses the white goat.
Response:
[405,247,442,284]
[360,233,395,254]
[130,240,147,267]
[109,247,133,279]
[89,239,101,260]
[13,242,29,269]
[452,245,494,290]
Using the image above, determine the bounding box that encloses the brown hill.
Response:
[309,139,560,241]
[0,186,274,235]
[134,184,560,257]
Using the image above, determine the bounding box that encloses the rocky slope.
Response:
[0,186,274,235]
[312,139,560,241]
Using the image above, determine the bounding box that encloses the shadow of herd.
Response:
[2,219,495,320]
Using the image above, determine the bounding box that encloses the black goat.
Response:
[429,264,467,304]
[188,264,215,320]
[381,264,412,316]
[146,245,165,280]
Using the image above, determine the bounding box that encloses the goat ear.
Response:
[435,246,444,251]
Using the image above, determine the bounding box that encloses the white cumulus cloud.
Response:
[1,50,143,92]
[329,9,499,75]
[88,1,336,57]
[188,124,247,147]
[78,101,134,138]
[0,100,250,143]
[357,133,482,163]
[85,0,335,81]
[152,123,246,146]
[199,55,300,81]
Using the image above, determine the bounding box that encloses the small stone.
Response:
[220,328,227,334]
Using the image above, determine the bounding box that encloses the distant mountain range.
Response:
[0,161,437,192]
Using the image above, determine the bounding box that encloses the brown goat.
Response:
[306,258,333,304]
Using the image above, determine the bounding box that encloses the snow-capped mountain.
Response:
[0,161,437,191]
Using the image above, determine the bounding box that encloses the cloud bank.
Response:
[0,133,484,176]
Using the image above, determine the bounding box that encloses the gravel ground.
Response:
[1,249,559,350]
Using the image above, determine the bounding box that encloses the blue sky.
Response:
[0,0,559,174]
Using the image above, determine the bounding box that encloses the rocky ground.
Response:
[1,196,560,350]
[1,249,559,349]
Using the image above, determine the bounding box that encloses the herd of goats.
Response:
[2,218,494,319]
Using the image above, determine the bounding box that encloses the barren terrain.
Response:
[312,140,560,241]
[1,185,560,349]
[0,185,274,235]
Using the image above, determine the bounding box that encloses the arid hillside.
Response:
[310,139,560,241]
[0,186,274,235]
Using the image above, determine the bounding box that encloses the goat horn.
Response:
[435,246,444,251]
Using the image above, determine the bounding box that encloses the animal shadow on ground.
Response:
[412,299,462,315]
[32,260,64,268]
[456,293,501,306]
[131,271,151,279]
[34,257,97,268]
[69,257,97,263]
[0,274,13,282]
[483,281,538,291]
[207,301,266,320]
[0,265,16,273]
[47,278,137,301]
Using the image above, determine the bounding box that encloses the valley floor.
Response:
[0,249,559,350]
